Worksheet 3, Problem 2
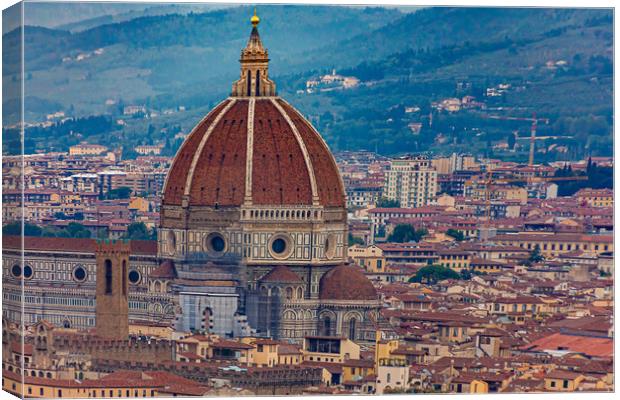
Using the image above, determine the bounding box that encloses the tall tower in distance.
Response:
[95,239,129,340]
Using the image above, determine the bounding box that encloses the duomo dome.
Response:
[156,12,381,341]
[159,12,347,267]
[162,15,344,211]
[162,98,345,209]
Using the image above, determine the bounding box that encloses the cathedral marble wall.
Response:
[2,245,174,329]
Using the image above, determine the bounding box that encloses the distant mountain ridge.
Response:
[55,4,226,32]
[2,6,612,160]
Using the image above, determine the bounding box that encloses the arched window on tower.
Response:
[286,287,293,300]
[203,307,213,333]
[321,316,331,336]
[348,318,357,340]
[255,70,261,96]
[246,70,252,96]
[104,259,112,294]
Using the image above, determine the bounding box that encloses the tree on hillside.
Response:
[104,186,132,200]
[123,222,156,241]
[459,269,473,280]
[409,265,460,284]
[348,233,364,246]
[527,244,545,264]
[446,229,465,241]
[3,222,42,237]
[57,222,91,238]
[507,132,516,150]
[388,225,427,243]
[377,197,400,208]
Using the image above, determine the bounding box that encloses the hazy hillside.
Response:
[2,6,613,161]
[3,2,152,33]
[300,7,611,69]
[3,5,402,122]
[56,4,227,32]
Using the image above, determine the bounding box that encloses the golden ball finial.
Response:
[251,8,260,27]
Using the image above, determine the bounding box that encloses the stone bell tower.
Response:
[95,239,129,339]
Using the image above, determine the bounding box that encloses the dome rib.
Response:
[162,99,232,205]
[184,99,237,202]
[277,99,346,207]
[189,100,249,206]
[162,98,345,208]
[270,98,319,205]
[243,98,255,203]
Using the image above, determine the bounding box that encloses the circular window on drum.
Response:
[128,269,141,285]
[73,266,87,282]
[204,232,226,255]
[11,264,21,278]
[324,234,337,260]
[268,234,293,260]
[23,265,33,279]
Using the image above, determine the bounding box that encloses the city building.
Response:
[384,155,438,208]
[69,143,108,156]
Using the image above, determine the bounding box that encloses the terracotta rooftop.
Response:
[544,369,584,380]
[211,339,254,350]
[521,333,612,358]
[2,235,157,255]
[162,98,345,207]
[319,264,377,301]
[259,265,302,283]
[150,260,177,279]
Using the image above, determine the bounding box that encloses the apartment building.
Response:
[384,156,438,208]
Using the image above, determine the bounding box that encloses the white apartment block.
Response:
[384,156,438,208]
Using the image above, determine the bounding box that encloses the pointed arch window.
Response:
[255,70,261,96]
[104,259,112,294]
[348,318,357,340]
[321,316,331,336]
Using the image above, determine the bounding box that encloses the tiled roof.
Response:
[210,339,254,350]
[150,260,177,279]
[259,265,302,283]
[162,98,345,207]
[10,341,33,355]
[545,369,583,380]
[2,235,156,255]
[319,264,377,301]
[521,333,612,358]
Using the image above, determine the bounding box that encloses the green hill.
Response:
[3,5,402,122]
[2,6,613,160]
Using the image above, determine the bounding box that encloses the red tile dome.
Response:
[162,97,345,208]
[319,264,378,301]
[260,265,302,283]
